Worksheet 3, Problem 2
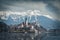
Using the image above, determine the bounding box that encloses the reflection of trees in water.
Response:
[0,32,60,40]
[1,33,37,40]
[34,32,47,40]
[0,33,43,40]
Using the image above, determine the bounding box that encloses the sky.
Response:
[0,0,60,21]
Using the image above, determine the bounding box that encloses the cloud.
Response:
[0,10,54,21]
[46,1,60,21]
[0,1,60,21]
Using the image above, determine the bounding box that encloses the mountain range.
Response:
[2,15,60,30]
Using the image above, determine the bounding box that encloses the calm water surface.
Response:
[0,32,60,40]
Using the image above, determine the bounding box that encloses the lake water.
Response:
[0,32,60,40]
